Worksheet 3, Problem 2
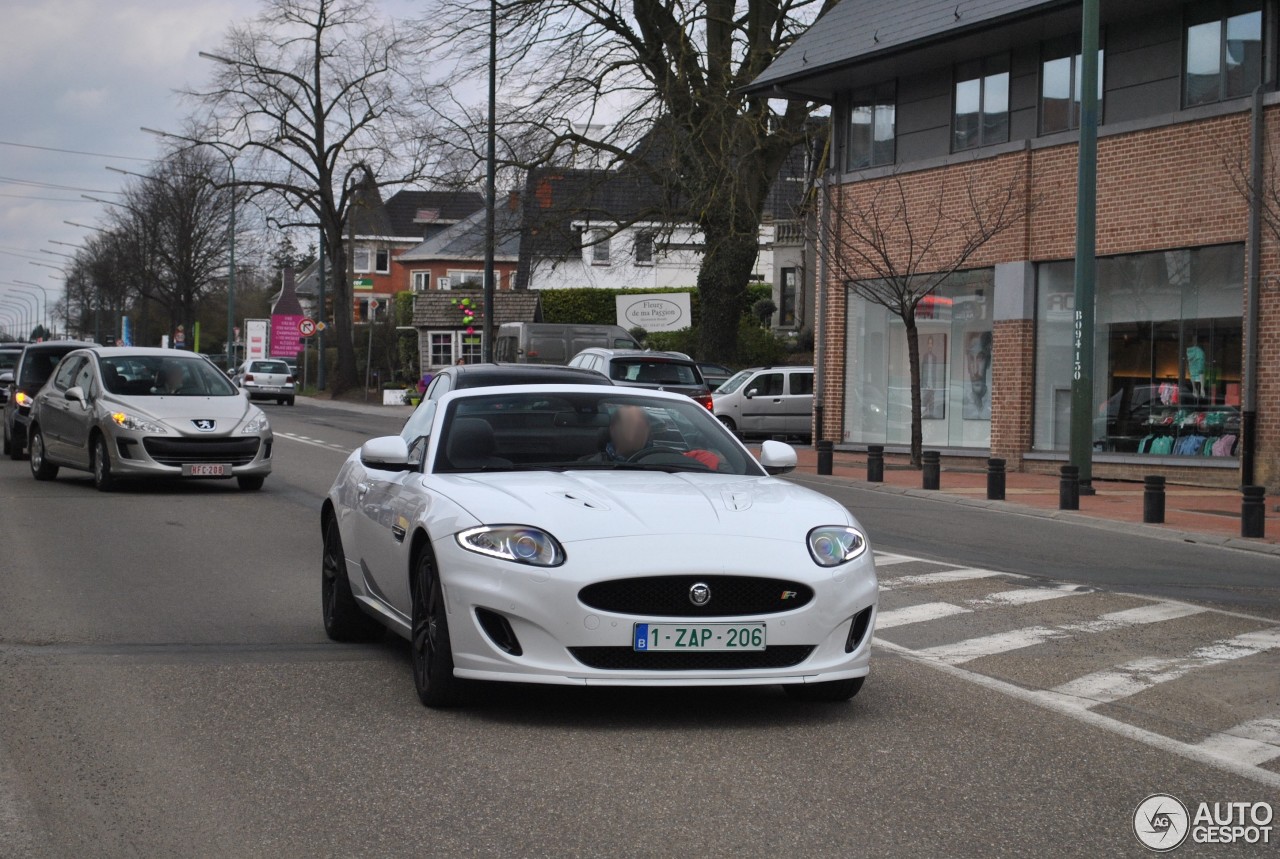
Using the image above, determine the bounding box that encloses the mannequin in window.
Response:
[1185,338,1206,400]
[921,335,943,419]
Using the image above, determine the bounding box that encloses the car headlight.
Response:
[456,525,565,567]
[241,414,269,434]
[807,525,867,567]
[110,412,169,434]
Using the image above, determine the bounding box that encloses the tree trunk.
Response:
[695,225,758,361]
[904,312,923,468]
[324,230,360,394]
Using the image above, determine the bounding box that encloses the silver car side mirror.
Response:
[759,439,797,475]
[65,386,87,405]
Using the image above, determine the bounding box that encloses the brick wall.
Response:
[821,106,1280,489]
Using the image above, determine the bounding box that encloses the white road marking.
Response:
[874,602,972,630]
[1193,717,1280,767]
[1050,628,1280,705]
[274,432,351,454]
[879,568,1004,591]
[871,552,917,567]
[912,599,1207,665]
[874,636,1280,789]
[970,585,1084,607]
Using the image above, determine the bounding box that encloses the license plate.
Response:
[182,463,229,477]
[260,386,280,393]
[633,623,766,652]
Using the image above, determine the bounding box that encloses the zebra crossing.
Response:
[871,551,1280,788]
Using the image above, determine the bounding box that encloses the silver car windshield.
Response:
[99,355,239,397]
[433,391,764,476]
[715,370,753,395]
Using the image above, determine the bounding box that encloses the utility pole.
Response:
[1069,0,1100,493]
[482,0,497,362]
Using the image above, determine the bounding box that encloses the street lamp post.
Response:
[15,280,52,335]
[0,299,30,340]
[9,286,45,335]
[141,127,237,369]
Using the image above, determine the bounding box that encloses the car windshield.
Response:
[609,359,699,385]
[0,351,19,372]
[715,370,754,395]
[99,355,239,397]
[432,391,763,476]
[249,361,289,374]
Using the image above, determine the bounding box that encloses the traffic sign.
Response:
[315,321,327,333]
[298,318,317,337]
[368,299,380,311]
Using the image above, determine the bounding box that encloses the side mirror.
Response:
[744,388,757,399]
[65,386,86,405]
[759,439,797,475]
[360,435,412,472]
[0,371,12,385]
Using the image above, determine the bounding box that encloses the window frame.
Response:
[374,248,391,274]
[1182,0,1264,108]
[634,230,655,265]
[779,267,799,328]
[590,229,611,265]
[845,80,897,171]
[352,247,372,274]
[411,270,432,292]
[1038,35,1106,135]
[952,54,1011,152]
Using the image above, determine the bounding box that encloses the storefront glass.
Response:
[843,269,994,447]
[1033,245,1243,456]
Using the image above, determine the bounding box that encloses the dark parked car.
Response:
[698,362,735,390]
[4,341,92,459]
[0,344,24,407]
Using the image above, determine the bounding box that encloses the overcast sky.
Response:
[0,0,415,336]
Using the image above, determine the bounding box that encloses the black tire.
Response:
[28,426,57,481]
[91,434,116,492]
[277,398,285,405]
[784,677,864,702]
[237,474,265,491]
[411,547,462,707]
[286,398,295,407]
[718,416,737,433]
[321,516,383,642]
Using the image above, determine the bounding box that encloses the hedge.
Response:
[538,283,773,327]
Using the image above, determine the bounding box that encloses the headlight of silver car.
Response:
[807,525,867,566]
[241,413,269,434]
[110,412,168,434]
[457,525,565,567]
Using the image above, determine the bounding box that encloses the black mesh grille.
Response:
[568,645,814,671]
[578,576,813,617]
[143,437,260,466]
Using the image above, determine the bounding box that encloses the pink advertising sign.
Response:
[270,314,305,358]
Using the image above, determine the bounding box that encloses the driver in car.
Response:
[591,404,722,470]
[156,363,187,395]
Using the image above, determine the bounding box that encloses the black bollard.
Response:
[1242,485,1266,538]
[1143,475,1165,524]
[1059,465,1079,510]
[866,445,884,483]
[987,458,1006,501]
[816,440,833,476]
[922,450,940,490]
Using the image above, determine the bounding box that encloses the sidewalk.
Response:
[786,447,1280,557]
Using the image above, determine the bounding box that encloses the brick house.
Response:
[748,0,1280,488]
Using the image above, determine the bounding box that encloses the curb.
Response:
[788,473,1280,558]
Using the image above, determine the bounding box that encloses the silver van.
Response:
[494,323,640,365]
[712,366,815,443]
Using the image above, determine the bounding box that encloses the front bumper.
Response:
[108,429,273,478]
[432,533,878,687]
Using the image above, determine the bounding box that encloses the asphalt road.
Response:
[1,401,1276,857]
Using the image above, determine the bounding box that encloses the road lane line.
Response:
[1050,628,1280,705]
[274,432,352,454]
[913,602,1207,664]
[1192,717,1280,767]
[874,602,972,630]
[873,636,1280,789]
[879,568,1004,591]
[871,552,917,567]
[969,585,1085,607]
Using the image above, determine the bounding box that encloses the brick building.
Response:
[748,0,1280,488]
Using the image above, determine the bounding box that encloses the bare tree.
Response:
[114,149,235,344]
[183,0,432,392]
[428,0,834,361]
[821,161,1032,466]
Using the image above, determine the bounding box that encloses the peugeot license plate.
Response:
[182,463,229,477]
[633,623,766,652]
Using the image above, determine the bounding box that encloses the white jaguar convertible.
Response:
[322,385,878,707]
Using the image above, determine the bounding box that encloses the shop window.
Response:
[1040,37,1104,134]
[847,81,896,170]
[1033,245,1244,456]
[1184,1,1262,107]
[953,55,1009,151]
